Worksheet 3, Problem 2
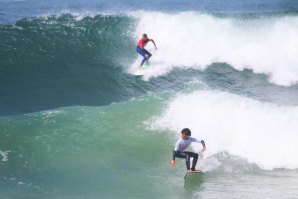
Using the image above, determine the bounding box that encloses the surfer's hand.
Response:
[155,46,157,50]
[171,160,176,168]
[201,147,206,153]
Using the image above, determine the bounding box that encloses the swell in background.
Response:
[0,14,138,115]
[1,10,298,199]
[2,12,298,116]
[132,12,298,86]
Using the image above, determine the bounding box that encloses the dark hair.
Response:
[181,128,191,136]
[143,33,148,37]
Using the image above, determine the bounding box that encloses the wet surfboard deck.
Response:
[184,170,204,180]
[184,170,204,188]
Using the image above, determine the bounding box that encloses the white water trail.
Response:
[151,90,298,170]
[131,12,298,86]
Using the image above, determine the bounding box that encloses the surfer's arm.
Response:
[171,151,177,167]
[201,140,206,148]
[192,137,206,151]
[172,150,178,161]
[150,39,157,50]
[192,137,205,148]
[201,140,206,153]
[189,137,205,148]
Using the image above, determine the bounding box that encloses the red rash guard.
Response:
[138,38,152,49]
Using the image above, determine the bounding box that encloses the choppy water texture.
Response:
[1,0,298,198]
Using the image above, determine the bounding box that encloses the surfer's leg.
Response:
[175,152,191,170]
[175,151,190,170]
[141,57,147,66]
[185,154,191,170]
[136,47,147,66]
[142,49,152,62]
[189,152,199,170]
[182,152,198,171]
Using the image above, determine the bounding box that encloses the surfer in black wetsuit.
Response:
[171,128,206,173]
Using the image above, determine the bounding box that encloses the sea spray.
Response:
[132,12,298,86]
[152,90,298,170]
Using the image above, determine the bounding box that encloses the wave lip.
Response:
[152,90,298,170]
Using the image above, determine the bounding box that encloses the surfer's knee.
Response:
[185,154,190,160]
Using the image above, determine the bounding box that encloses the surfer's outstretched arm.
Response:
[171,160,176,167]
[150,39,157,50]
[201,140,206,153]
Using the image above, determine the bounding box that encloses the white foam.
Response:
[197,156,221,172]
[151,90,298,170]
[0,150,10,162]
[128,57,172,80]
[131,12,298,86]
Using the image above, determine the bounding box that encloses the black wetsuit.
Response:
[172,137,205,170]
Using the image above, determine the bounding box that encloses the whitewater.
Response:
[130,12,298,86]
[152,90,298,170]
[1,0,298,198]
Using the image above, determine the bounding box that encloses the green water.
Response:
[2,92,298,199]
[0,94,180,198]
[2,7,298,199]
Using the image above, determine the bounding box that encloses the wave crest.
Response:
[152,90,298,170]
[133,12,298,86]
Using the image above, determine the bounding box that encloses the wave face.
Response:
[0,14,138,115]
[133,12,298,86]
[2,12,298,116]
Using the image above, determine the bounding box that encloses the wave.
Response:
[0,94,180,198]
[151,90,298,170]
[131,12,298,86]
[2,0,298,24]
[2,8,298,198]
[2,12,298,115]
[0,14,138,115]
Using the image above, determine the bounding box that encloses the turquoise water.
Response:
[0,94,166,198]
[1,0,298,198]
[2,90,298,198]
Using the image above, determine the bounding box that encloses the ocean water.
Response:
[1,0,298,198]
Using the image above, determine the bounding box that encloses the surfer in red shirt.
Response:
[136,34,157,67]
